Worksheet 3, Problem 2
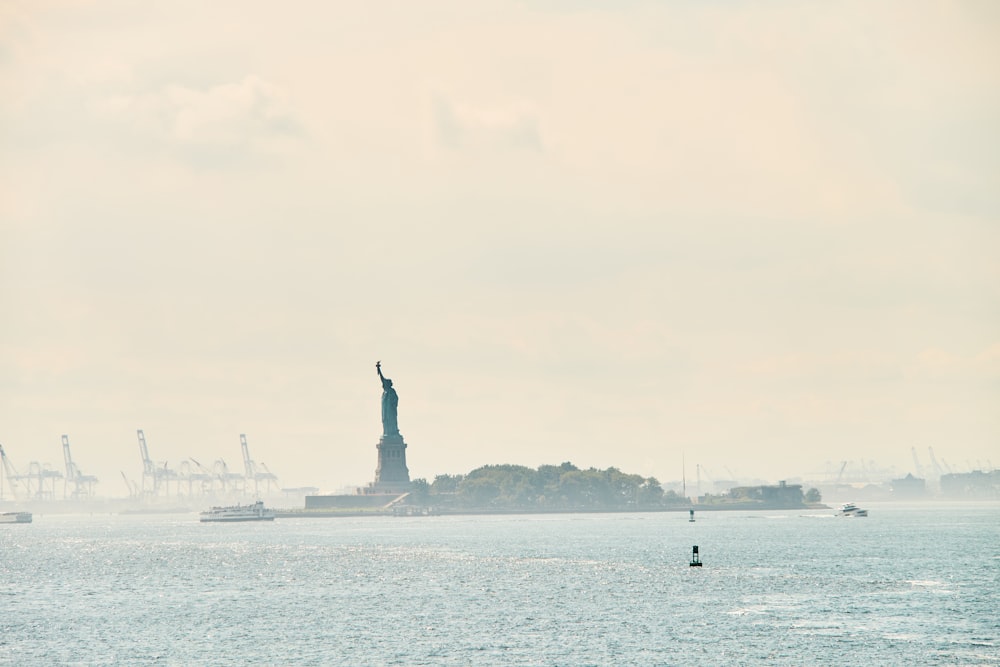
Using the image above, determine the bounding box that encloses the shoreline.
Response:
[275,503,830,519]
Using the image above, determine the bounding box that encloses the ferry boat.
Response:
[836,502,868,518]
[199,501,275,523]
[0,511,32,524]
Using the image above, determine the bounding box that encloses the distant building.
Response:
[940,470,1000,499]
[715,480,805,507]
[890,473,928,498]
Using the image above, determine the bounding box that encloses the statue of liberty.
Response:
[375,361,400,437]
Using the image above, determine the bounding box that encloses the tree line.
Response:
[409,462,688,510]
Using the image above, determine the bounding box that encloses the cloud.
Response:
[432,92,542,152]
[911,343,1000,380]
[0,4,25,65]
[92,75,301,161]
[1,1,997,487]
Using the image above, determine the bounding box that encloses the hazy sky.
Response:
[2,1,998,494]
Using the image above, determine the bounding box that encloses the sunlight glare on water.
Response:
[1,504,998,665]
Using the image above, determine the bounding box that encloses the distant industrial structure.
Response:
[940,470,1000,499]
[1,421,995,507]
[889,473,928,499]
[241,433,279,495]
[131,429,284,500]
[1,441,66,500]
[62,435,98,499]
[813,449,996,502]
[1,435,99,501]
[696,480,807,508]
[0,431,285,505]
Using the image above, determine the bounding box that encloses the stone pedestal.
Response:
[372,433,411,493]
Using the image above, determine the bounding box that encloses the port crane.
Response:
[62,435,99,499]
[911,447,924,478]
[120,471,140,498]
[212,459,246,494]
[179,458,214,496]
[26,461,63,499]
[191,457,229,494]
[0,447,62,498]
[0,444,62,499]
[836,461,848,486]
[0,443,28,500]
[136,429,178,496]
[137,429,155,493]
[240,434,279,495]
[696,464,718,494]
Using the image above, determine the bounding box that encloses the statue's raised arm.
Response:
[376,361,392,391]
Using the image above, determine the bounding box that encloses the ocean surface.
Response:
[2,504,998,666]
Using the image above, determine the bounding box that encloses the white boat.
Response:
[200,500,275,523]
[0,511,32,524]
[837,502,868,517]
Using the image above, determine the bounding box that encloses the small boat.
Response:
[199,500,275,523]
[837,502,868,517]
[0,511,32,524]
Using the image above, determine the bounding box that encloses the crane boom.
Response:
[137,430,154,475]
[63,435,77,479]
[239,434,279,495]
[136,429,174,495]
[63,434,76,498]
[240,434,255,478]
[0,443,27,499]
[0,443,18,481]
[120,471,137,497]
[927,447,945,478]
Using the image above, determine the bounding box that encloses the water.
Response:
[2,504,998,665]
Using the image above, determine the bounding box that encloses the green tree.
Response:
[804,487,822,503]
[424,461,689,510]
[458,476,501,506]
[558,469,609,507]
[637,476,664,505]
[431,474,463,494]
[409,478,430,503]
[662,489,686,504]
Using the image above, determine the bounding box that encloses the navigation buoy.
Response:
[689,545,702,567]
[689,509,695,522]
